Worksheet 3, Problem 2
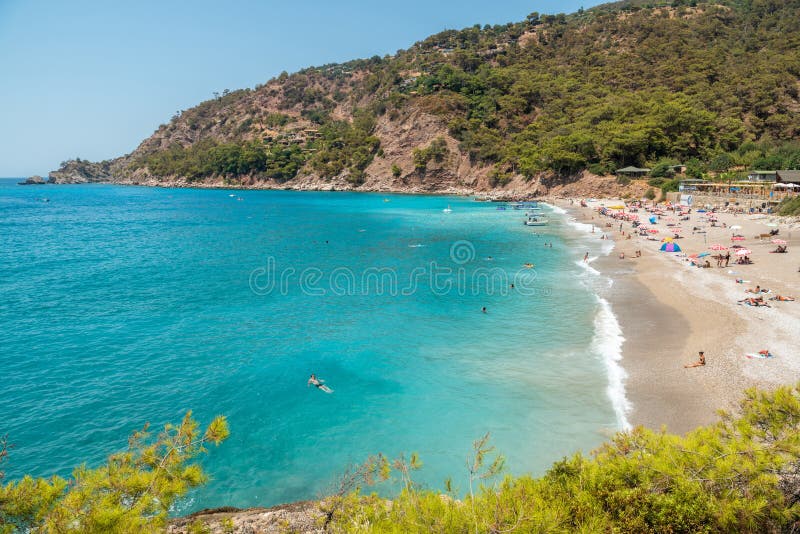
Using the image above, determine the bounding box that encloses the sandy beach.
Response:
[556,199,800,434]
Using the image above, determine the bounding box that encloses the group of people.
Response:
[715,252,731,267]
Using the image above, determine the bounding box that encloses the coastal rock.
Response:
[18,175,46,185]
[168,501,325,534]
[48,159,113,184]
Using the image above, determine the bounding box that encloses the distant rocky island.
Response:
[18,175,46,185]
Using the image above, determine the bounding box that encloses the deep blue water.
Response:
[0,179,621,511]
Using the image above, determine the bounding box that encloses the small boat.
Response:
[443,205,452,213]
[524,216,549,227]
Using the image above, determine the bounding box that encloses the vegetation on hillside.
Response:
[2,385,800,532]
[778,196,800,216]
[102,0,800,186]
[0,413,228,533]
[329,384,800,533]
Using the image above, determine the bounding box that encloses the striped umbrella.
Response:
[772,239,787,245]
[735,248,752,256]
[710,244,728,251]
[731,236,746,241]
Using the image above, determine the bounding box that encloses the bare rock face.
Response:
[168,502,325,534]
[18,175,46,185]
[48,159,114,184]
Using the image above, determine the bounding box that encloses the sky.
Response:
[0,0,598,177]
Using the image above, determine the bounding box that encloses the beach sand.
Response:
[557,200,800,434]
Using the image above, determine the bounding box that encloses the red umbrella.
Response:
[735,248,752,256]
[772,239,787,245]
[731,236,746,241]
[709,244,727,251]
[648,228,659,234]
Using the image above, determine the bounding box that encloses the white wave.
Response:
[575,257,601,276]
[592,296,632,431]
[408,243,425,248]
[545,203,567,215]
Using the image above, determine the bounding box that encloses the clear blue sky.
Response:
[0,0,597,177]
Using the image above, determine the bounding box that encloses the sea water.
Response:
[0,180,626,511]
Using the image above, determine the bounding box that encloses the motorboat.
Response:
[524,216,549,226]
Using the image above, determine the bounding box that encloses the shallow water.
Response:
[0,181,623,510]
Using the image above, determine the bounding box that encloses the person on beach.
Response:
[684,351,706,368]
[584,252,589,262]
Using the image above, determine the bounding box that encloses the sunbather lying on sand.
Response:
[738,297,771,307]
[684,351,706,368]
[769,295,795,301]
[745,285,768,294]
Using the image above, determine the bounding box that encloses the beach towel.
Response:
[746,352,774,359]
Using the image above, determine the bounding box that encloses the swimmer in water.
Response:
[308,374,333,393]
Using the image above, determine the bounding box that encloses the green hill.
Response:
[50,0,800,192]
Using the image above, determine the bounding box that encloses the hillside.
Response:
[49,0,800,195]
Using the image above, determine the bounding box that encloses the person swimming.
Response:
[308,374,333,393]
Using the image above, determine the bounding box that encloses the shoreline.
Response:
[555,198,800,434]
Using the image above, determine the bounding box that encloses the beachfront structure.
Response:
[776,169,800,185]
[747,170,777,182]
[678,179,707,192]
[616,166,650,178]
[667,178,799,209]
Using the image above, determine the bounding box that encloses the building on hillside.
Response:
[615,166,650,178]
[776,170,800,185]
[669,164,687,175]
[747,170,777,182]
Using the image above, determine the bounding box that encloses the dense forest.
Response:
[54,0,800,189]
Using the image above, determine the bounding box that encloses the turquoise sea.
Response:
[0,179,626,511]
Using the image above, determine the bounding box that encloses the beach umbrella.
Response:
[649,216,657,224]
[697,252,710,257]
[660,242,681,252]
[772,239,787,245]
[648,228,658,233]
[661,236,674,243]
[735,248,751,256]
[710,244,728,251]
[731,236,746,241]
[730,225,742,230]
